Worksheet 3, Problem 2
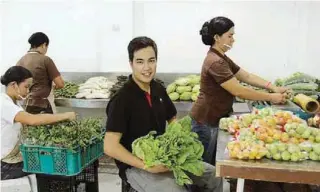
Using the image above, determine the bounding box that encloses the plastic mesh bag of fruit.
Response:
[265,143,306,161]
[227,140,267,160]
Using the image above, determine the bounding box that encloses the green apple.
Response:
[290,153,300,162]
[301,130,311,139]
[277,143,287,152]
[281,151,291,161]
[309,151,319,161]
[296,125,306,135]
[312,144,320,155]
[273,153,281,160]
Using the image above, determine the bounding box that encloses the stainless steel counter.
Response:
[55,98,251,113]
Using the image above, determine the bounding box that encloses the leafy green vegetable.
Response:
[169,92,180,101]
[22,118,103,150]
[179,92,192,101]
[176,86,192,94]
[132,116,204,186]
[166,83,177,94]
[54,81,79,98]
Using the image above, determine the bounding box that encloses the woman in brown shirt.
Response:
[190,17,288,165]
[17,32,65,114]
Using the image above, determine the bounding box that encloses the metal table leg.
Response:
[236,178,245,192]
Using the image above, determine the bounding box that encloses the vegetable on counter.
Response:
[275,72,320,96]
[76,76,115,99]
[166,75,201,102]
[132,116,204,186]
[54,81,79,98]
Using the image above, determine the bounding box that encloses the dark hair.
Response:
[200,16,234,46]
[28,32,49,48]
[127,36,158,62]
[1,66,33,86]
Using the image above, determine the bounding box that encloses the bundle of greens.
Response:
[54,81,79,98]
[22,118,103,150]
[132,116,204,186]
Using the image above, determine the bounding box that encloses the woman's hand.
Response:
[271,86,290,94]
[270,93,287,104]
[64,112,76,121]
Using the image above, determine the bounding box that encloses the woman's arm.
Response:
[14,111,76,126]
[221,77,287,103]
[235,69,288,93]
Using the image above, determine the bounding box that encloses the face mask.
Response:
[14,83,27,100]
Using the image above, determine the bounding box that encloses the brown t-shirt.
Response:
[16,51,60,108]
[191,48,240,126]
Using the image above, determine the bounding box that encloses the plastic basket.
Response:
[20,133,104,176]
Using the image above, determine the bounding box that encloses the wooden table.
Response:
[216,131,320,192]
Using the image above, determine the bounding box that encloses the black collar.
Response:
[127,75,161,98]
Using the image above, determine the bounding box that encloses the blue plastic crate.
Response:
[20,133,104,176]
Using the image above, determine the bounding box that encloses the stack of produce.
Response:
[54,81,79,98]
[166,75,201,102]
[227,140,267,160]
[275,72,319,97]
[284,123,320,143]
[265,142,320,161]
[75,76,115,99]
[132,116,204,186]
[109,75,129,98]
[22,118,103,150]
[220,107,320,162]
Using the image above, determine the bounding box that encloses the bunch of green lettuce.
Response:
[132,116,204,186]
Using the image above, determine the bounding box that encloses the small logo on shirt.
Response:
[159,98,163,103]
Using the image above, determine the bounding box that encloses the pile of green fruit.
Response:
[265,142,320,161]
[22,118,103,150]
[284,123,320,143]
[166,75,200,102]
[54,81,79,98]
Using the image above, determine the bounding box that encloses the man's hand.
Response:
[144,164,170,174]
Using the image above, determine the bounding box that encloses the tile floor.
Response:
[98,173,230,192]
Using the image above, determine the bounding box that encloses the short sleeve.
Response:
[1,95,24,124]
[207,59,236,84]
[225,56,240,74]
[106,94,128,134]
[44,56,60,81]
[161,88,177,121]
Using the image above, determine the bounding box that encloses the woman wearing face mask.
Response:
[190,16,289,165]
[1,66,76,180]
[190,16,313,192]
[16,32,64,114]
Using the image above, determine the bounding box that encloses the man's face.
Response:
[130,46,157,84]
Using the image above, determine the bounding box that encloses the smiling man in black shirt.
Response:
[104,36,222,192]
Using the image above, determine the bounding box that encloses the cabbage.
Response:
[175,78,190,86]
[166,83,176,94]
[169,92,180,101]
[191,92,199,101]
[176,86,192,94]
[192,85,200,93]
[180,92,192,101]
[188,76,200,87]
